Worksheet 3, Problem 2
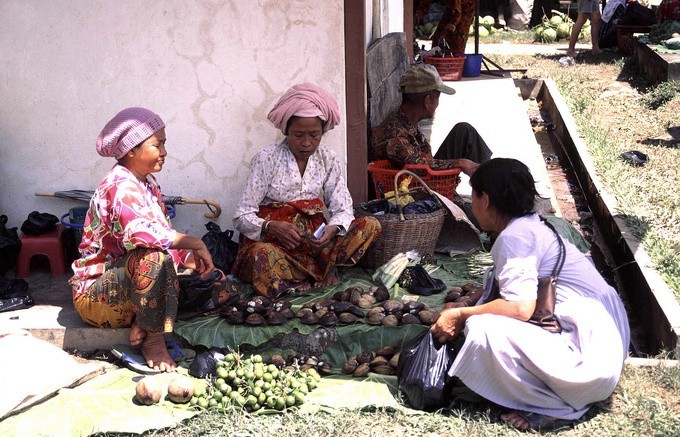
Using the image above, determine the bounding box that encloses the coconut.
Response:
[135,377,163,405]
[167,375,195,404]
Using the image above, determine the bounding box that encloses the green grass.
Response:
[105,361,679,436]
[488,52,680,300]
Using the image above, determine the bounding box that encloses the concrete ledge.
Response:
[539,78,680,357]
[634,43,680,84]
[0,303,129,350]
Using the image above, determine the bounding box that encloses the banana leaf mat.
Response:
[0,369,416,436]
[175,252,493,368]
[0,253,493,436]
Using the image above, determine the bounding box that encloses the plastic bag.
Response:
[176,270,225,320]
[188,347,228,378]
[397,330,458,411]
[0,277,34,313]
[0,215,21,276]
[201,222,239,273]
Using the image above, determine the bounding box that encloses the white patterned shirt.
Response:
[233,140,354,241]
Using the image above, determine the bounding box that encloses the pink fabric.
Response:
[267,83,341,134]
[96,107,165,159]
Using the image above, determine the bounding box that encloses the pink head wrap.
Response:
[267,83,341,135]
[96,107,165,159]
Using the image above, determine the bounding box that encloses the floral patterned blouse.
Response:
[69,164,190,297]
[370,109,454,170]
[233,140,354,241]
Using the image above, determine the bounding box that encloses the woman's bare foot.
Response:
[591,48,602,55]
[129,323,146,347]
[314,268,338,287]
[141,332,176,372]
[501,410,563,431]
[295,281,312,292]
[500,411,531,431]
[565,49,577,58]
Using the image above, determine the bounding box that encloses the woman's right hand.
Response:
[267,220,304,251]
[431,308,466,344]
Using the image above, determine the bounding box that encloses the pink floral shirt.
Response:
[69,164,190,297]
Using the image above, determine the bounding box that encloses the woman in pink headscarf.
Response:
[232,84,381,298]
[70,107,236,373]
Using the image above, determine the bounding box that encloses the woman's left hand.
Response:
[309,225,339,249]
[431,308,466,344]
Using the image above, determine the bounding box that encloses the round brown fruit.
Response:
[135,377,163,405]
[167,375,195,404]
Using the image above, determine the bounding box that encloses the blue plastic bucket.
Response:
[462,54,483,77]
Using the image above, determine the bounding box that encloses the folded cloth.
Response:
[20,211,59,236]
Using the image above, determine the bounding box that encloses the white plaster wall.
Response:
[0,0,346,236]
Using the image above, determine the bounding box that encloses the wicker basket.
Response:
[614,24,651,55]
[368,160,460,202]
[357,170,447,269]
[423,55,466,81]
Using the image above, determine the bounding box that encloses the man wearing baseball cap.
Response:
[371,63,491,177]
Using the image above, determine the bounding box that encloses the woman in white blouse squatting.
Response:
[232,83,381,299]
[431,158,630,431]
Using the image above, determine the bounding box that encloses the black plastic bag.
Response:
[201,222,239,273]
[0,277,34,313]
[397,330,459,411]
[177,269,223,318]
[189,347,228,378]
[0,215,21,276]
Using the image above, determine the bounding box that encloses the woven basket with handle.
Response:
[356,170,447,269]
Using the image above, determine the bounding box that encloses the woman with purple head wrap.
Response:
[70,107,236,373]
[232,84,381,298]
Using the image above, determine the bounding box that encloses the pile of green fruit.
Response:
[533,10,587,43]
[190,352,321,412]
[469,15,500,38]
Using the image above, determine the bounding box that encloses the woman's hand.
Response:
[267,221,304,251]
[449,158,479,177]
[308,225,339,250]
[172,233,218,280]
[431,308,466,344]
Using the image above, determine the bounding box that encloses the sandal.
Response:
[398,264,447,296]
[515,411,574,432]
[620,150,648,166]
[111,340,196,375]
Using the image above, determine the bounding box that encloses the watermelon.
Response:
[550,15,563,26]
[557,22,571,39]
[543,27,557,43]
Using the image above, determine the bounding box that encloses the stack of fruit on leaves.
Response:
[294,285,389,326]
[135,374,196,406]
[342,347,400,377]
[267,353,333,376]
[189,352,322,412]
[366,298,439,327]
[220,295,295,326]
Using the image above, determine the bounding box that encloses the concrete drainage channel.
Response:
[516,78,680,359]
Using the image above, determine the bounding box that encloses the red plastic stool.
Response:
[16,224,67,277]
